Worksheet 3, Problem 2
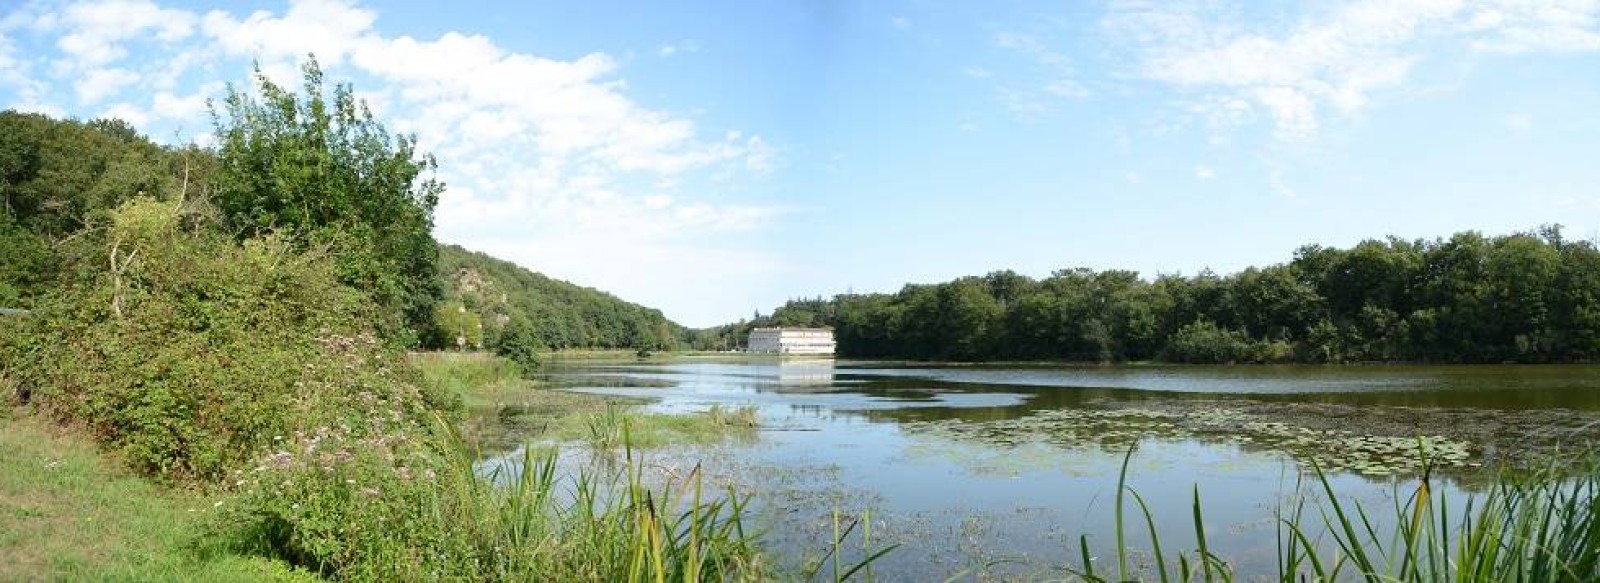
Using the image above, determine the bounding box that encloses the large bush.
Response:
[1160,320,1272,364]
[211,59,443,345]
[494,315,543,378]
[6,198,454,481]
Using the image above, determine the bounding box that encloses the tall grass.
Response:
[453,429,765,580]
[226,418,769,581]
[707,404,759,428]
[1074,445,1600,582]
[412,351,525,398]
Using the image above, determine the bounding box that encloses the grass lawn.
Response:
[0,410,312,582]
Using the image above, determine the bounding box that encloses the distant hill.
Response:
[428,244,685,351]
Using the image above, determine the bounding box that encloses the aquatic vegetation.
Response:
[707,404,760,428]
[1233,422,1473,476]
[800,509,899,583]
[1074,446,1600,582]
[901,406,1478,477]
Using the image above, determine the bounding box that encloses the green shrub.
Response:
[0,215,59,308]
[1160,320,1269,364]
[7,198,452,482]
[494,315,543,378]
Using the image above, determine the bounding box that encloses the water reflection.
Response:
[477,359,1600,579]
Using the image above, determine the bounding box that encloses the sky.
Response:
[3,0,1599,327]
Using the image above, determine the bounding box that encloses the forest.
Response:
[430,244,685,355]
[703,229,1600,364]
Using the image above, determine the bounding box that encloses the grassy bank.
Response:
[0,410,312,581]
[1,343,767,581]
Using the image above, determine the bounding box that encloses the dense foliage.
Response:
[212,59,444,345]
[0,111,211,309]
[712,229,1600,363]
[2,197,452,481]
[0,112,198,238]
[427,244,686,353]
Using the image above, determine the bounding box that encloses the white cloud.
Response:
[1104,0,1600,141]
[200,0,375,66]
[990,31,1091,119]
[10,101,66,117]
[74,67,138,103]
[0,27,36,95]
[1194,164,1215,179]
[101,101,148,126]
[1465,1,1600,53]
[54,0,196,67]
[890,16,911,30]
[657,39,699,58]
[963,66,992,79]
[151,89,209,121]
[744,135,776,174]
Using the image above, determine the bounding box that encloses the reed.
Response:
[1072,445,1600,582]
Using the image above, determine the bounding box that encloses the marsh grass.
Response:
[412,351,526,406]
[224,417,771,581]
[434,423,769,581]
[799,508,900,583]
[1074,443,1600,582]
[708,404,760,429]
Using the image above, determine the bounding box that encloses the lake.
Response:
[480,358,1600,580]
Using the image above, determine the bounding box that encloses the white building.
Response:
[747,327,836,355]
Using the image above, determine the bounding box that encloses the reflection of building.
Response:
[747,327,836,355]
[776,358,835,385]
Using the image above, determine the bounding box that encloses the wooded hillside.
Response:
[427,244,685,352]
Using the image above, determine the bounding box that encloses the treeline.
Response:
[687,298,833,351]
[720,229,1600,363]
[427,244,685,353]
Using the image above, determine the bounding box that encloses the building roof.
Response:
[749,327,833,333]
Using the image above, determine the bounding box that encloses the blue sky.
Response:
[3,0,1599,326]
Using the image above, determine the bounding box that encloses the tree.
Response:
[0,110,185,238]
[495,315,542,378]
[211,56,443,345]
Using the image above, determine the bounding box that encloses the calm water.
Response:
[486,359,1600,580]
